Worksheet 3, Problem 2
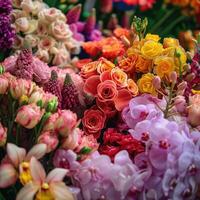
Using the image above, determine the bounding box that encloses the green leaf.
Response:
[80,147,92,154]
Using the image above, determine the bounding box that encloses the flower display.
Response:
[0,0,200,199]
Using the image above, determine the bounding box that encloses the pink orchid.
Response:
[16,157,74,200]
[0,143,47,188]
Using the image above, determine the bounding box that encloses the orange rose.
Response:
[113,28,130,39]
[118,54,138,74]
[97,57,115,74]
[97,80,118,102]
[127,79,139,96]
[135,55,152,73]
[82,41,101,57]
[111,67,128,88]
[80,61,99,79]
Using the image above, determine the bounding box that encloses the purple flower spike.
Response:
[83,8,96,35]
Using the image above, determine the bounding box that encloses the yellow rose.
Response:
[154,56,175,78]
[137,73,157,96]
[141,41,163,59]
[163,38,179,48]
[145,34,160,42]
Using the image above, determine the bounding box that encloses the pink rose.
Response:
[15,104,44,129]
[2,55,18,73]
[50,20,72,41]
[10,78,34,99]
[38,131,58,153]
[55,110,78,136]
[0,76,9,94]
[188,94,200,127]
[38,37,55,50]
[0,123,7,146]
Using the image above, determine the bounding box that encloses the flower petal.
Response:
[26,144,47,161]
[100,71,111,82]
[30,157,46,184]
[83,75,101,96]
[114,89,132,111]
[0,164,18,188]
[50,182,74,200]
[7,143,26,167]
[46,168,68,183]
[16,182,39,200]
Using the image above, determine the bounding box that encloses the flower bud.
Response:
[169,71,177,84]
[0,123,7,146]
[0,76,9,94]
[152,76,161,90]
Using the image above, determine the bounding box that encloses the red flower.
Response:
[82,107,106,138]
[99,128,144,160]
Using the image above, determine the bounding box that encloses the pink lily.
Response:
[16,157,74,200]
[0,143,47,188]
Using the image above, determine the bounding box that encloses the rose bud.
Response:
[0,123,7,146]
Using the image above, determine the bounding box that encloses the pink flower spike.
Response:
[16,182,39,200]
[7,143,26,167]
[30,157,46,185]
[0,164,18,188]
[25,144,47,161]
[46,168,68,183]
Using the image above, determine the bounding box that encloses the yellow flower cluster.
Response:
[125,33,187,96]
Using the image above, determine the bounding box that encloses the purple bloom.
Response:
[0,0,12,14]
[122,94,165,129]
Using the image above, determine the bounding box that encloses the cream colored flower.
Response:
[21,0,34,13]
[35,49,50,63]
[38,8,65,24]
[52,48,70,66]
[24,34,39,48]
[50,20,72,41]
[24,19,38,34]
[38,37,55,50]
[15,17,29,32]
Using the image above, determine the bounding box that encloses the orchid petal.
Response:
[50,182,74,200]
[30,157,46,184]
[26,144,47,161]
[16,182,39,200]
[46,168,68,183]
[0,164,18,188]
[7,143,26,167]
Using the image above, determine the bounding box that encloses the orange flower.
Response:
[127,79,139,96]
[113,28,130,39]
[82,41,101,57]
[75,58,92,69]
[101,37,125,59]
[118,54,138,74]
[97,57,115,74]
[135,55,152,73]
[80,61,99,79]
[97,80,118,102]
[111,67,128,88]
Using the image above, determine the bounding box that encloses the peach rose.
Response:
[97,80,118,102]
[37,22,48,36]
[118,54,138,73]
[80,61,99,79]
[127,79,139,96]
[135,55,152,73]
[97,58,115,74]
[10,79,34,99]
[111,67,128,88]
[15,104,44,129]
[50,20,72,41]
